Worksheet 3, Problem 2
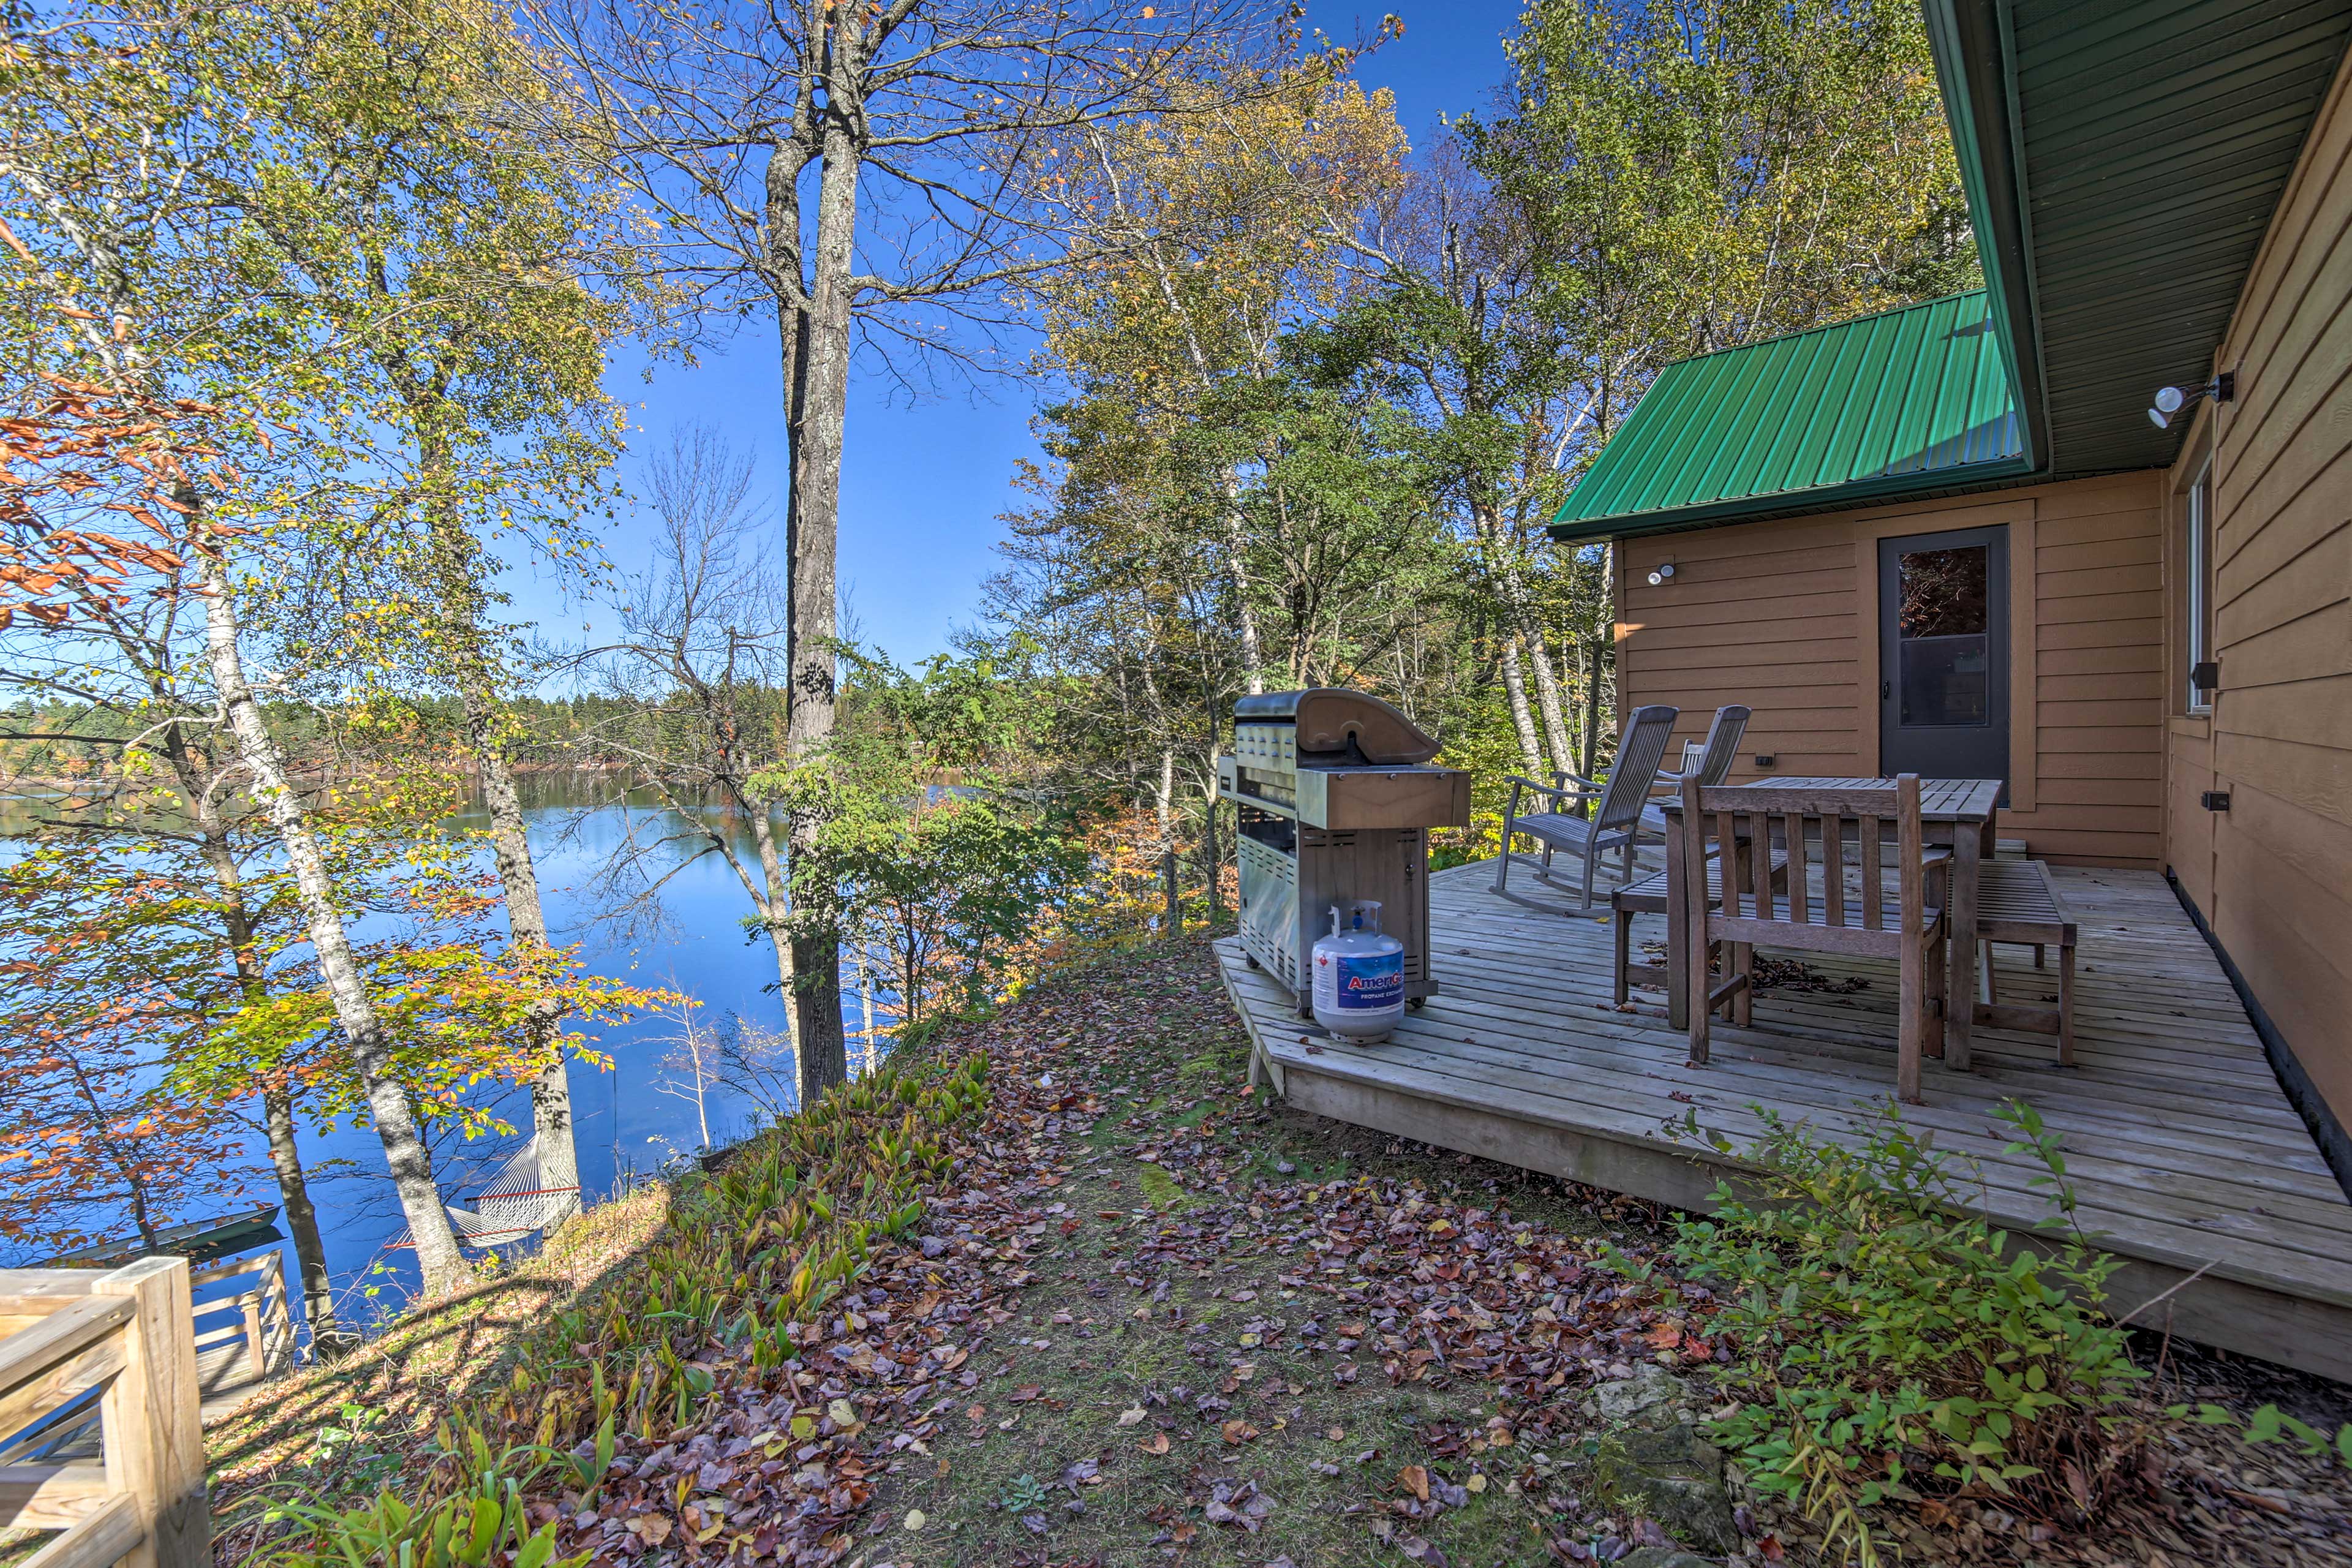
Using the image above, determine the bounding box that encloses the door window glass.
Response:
[1897,545,1990,727]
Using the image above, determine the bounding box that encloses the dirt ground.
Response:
[824,940,2352,1568]
[191,933,2352,1568]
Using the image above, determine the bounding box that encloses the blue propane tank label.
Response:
[1333,950,1403,1009]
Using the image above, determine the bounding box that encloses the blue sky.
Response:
[508,2,1529,666]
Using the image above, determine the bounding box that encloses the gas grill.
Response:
[1218,689,1471,1014]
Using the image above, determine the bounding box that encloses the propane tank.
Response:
[1310,900,1406,1041]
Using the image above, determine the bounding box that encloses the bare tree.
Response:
[521,0,1310,1099]
[648,997,725,1150]
[568,428,811,1079]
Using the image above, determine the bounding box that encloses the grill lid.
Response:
[1234,688,1441,765]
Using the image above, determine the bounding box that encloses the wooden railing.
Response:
[187,1253,290,1398]
[0,1258,210,1568]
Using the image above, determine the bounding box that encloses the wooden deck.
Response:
[1215,859,2352,1382]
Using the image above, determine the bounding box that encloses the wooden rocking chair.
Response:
[1493,706,1679,911]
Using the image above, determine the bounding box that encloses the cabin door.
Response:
[1878,526,2010,796]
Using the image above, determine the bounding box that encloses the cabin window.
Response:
[2186,463,2214,712]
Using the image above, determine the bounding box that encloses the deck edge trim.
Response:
[2166,870,2352,1204]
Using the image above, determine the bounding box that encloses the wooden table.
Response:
[1657,776,2002,1068]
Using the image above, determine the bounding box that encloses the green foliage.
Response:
[780,643,1096,1029]
[1472,0,1977,413]
[991,1473,1054,1515]
[2174,1396,2352,1473]
[470,1051,992,1450]
[1645,1102,2150,1558]
[248,1427,586,1568]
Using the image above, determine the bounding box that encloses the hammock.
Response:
[386,1135,578,1250]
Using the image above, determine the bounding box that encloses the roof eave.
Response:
[1924,0,2050,477]
[1547,454,2039,545]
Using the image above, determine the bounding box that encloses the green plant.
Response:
[2179,1396,2352,1469]
[308,1401,399,1490]
[992,1473,1053,1515]
[247,1428,586,1568]
[469,1050,992,1449]
[1641,1102,2153,1560]
[1993,1104,2352,1472]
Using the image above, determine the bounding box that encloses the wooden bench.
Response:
[1973,858,2077,1065]
[1611,850,1790,1006]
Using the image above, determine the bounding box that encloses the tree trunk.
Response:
[855,944,875,1074]
[1199,751,1223,926]
[262,1085,341,1350]
[192,543,468,1294]
[159,722,345,1344]
[1517,603,1576,777]
[743,791,807,1101]
[1216,470,1268,696]
[1581,639,1607,778]
[776,58,862,1107]
[466,711,581,1223]
[1500,636,1548,778]
[1155,746,1180,933]
[1475,510,1574,772]
[405,390,584,1226]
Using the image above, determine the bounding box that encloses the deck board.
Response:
[1215,861,2352,1381]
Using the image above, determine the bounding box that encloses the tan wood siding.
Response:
[1613,476,2166,867]
[2188,44,2352,1130]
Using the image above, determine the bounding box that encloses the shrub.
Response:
[1640,1102,2153,1564]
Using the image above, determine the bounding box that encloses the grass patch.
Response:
[1134,1164,1194,1212]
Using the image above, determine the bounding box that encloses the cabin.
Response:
[1554,0,2352,1183]
[1216,0,2352,1381]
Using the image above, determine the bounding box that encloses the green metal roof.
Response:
[1550,292,2027,540]
[1551,0,2352,544]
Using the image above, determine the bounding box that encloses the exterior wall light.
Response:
[1646,562,1676,587]
[2147,372,2234,429]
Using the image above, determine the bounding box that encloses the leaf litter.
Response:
[527,937,2351,1568]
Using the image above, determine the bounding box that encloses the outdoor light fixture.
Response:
[1646,562,1676,586]
[2146,372,2235,430]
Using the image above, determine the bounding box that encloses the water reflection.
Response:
[4,771,882,1326]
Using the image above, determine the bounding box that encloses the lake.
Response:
[6,773,889,1327]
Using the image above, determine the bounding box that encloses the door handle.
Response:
[1880,680,1891,699]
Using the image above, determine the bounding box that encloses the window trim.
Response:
[2185,460,2215,714]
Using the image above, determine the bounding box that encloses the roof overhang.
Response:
[1551,0,2352,545]
[1935,0,2352,480]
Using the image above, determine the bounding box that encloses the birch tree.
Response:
[0,1,591,1292]
[220,0,638,1225]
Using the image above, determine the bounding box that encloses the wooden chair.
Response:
[1973,858,2078,1065]
[1493,706,1679,911]
[1678,774,1951,1102]
[1611,847,1789,1004]
[1611,705,1765,999]
[1638,704,1752,840]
